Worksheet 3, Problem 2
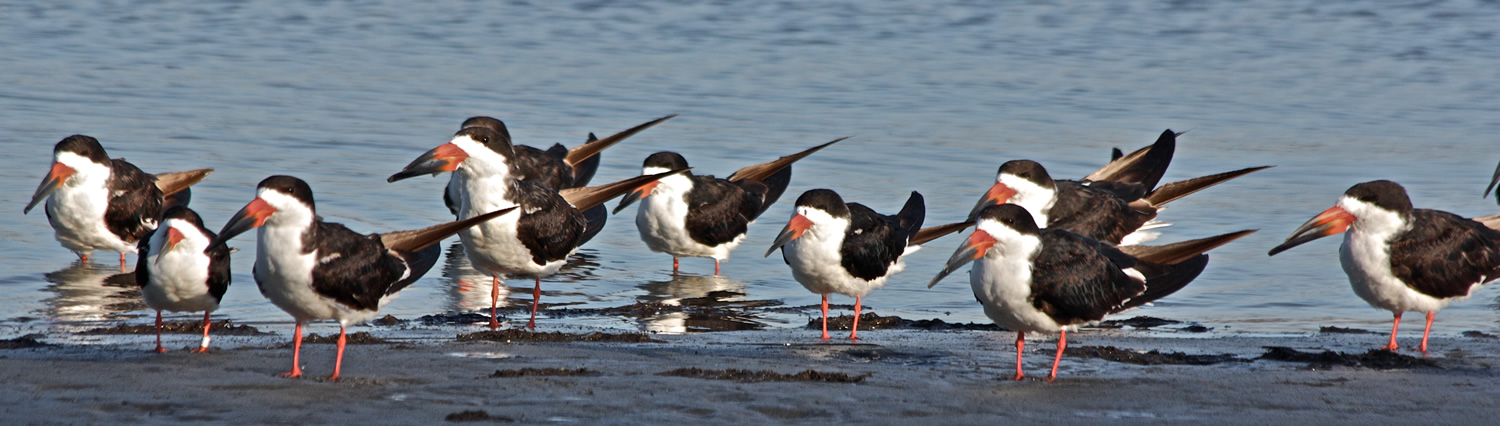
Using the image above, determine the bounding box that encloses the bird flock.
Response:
[22,117,1500,382]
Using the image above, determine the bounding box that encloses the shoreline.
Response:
[3,324,1496,423]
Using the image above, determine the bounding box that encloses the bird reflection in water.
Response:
[41,260,145,324]
[439,242,601,319]
[636,274,769,333]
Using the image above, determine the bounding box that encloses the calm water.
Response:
[3,0,1498,341]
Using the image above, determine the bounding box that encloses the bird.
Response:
[612,137,848,275]
[968,158,1269,245]
[388,126,688,329]
[23,135,212,269]
[1269,180,1500,352]
[209,175,516,380]
[441,114,678,215]
[930,204,1254,381]
[137,205,231,353]
[764,189,970,339]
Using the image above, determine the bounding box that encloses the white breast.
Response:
[455,173,568,278]
[783,215,902,298]
[45,153,138,255]
[969,224,1060,333]
[141,220,218,313]
[636,174,743,261]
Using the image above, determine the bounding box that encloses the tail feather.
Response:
[1118,229,1257,265]
[1084,129,1177,189]
[727,136,848,183]
[909,220,973,246]
[561,168,691,211]
[1145,166,1273,206]
[569,133,602,187]
[576,204,609,247]
[388,243,442,296]
[1117,254,1209,312]
[1473,214,1500,232]
[161,187,192,212]
[750,166,792,220]
[896,191,925,238]
[564,114,677,167]
[153,169,213,197]
[1485,159,1500,199]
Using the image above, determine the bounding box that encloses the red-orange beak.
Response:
[387,143,470,182]
[765,214,814,257]
[929,229,998,288]
[210,198,276,249]
[1268,206,1355,256]
[24,162,76,214]
[967,182,1018,221]
[156,227,186,265]
[612,180,661,214]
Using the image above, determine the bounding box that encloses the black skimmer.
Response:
[612,137,848,275]
[440,115,678,215]
[137,206,232,353]
[389,127,688,329]
[969,158,1269,245]
[930,204,1253,381]
[209,175,516,380]
[23,135,212,268]
[764,189,970,339]
[1269,180,1500,352]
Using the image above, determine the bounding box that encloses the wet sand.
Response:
[2,324,1496,424]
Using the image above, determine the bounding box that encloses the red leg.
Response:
[819,295,831,339]
[673,257,679,274]
[119,252,127,271]
[713,259,720,276]
[1419,311,1435,353]
[329,325,346,381]
[527,277,540,329]
[78,253,89,262]
[1013,332,1026,381]
[489,275,501,330]
[1382,312,1402,351]
[152,310,167,353]
[1046,329,1067,382]
[849,295,863,340]
[191,312,212,353]
[280,323,304,378]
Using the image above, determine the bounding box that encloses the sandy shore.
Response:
[2,323,1497,424]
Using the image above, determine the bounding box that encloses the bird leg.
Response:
[849,295,863,340]
[1013,332,1026,381]
[527,277,541,329]
[713,259,720,276]
[280,322,304,378]
[191,311,212,353]
[673,257,679,274]
[489,275,501,330]
[1419,311,1435,353]
[1046,329,1067,382]
[329,325,347,381]
[152,310,167,353]
[1382,312,1402,351]
[819,294,831,339]
[119,252,127,271]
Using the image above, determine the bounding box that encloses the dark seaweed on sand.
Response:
[80,319,270,335]
[0,334,49,349]
[809,312,1004,331]
[490,367,597,378]
[1258,346,1441,370]
[458,329,662,343]
[658,367,869,383]
[1066,345,1247,365]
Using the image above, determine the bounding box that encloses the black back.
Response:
[280,221,412,311]
[1027,229,1148,325]
[103,159,165,244]
[509,180,589,266]
[683,175,767,247]
[1389,209,1500,299]
[838,192,924,280]
[570,132,602,187]
[1047,180,1155,244]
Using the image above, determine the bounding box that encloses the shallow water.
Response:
[2,0,1498,339]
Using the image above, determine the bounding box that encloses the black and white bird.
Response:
[1269,180,1500,352]
[930,204,1253,381]
[210,175,515,380]
[968,159,1268,245]
[613,137,847,275]
[441,115,677,215]
[137,206,231,353]
[24,135,212,268]
[764,189,969,339]
[389,127,686,329]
